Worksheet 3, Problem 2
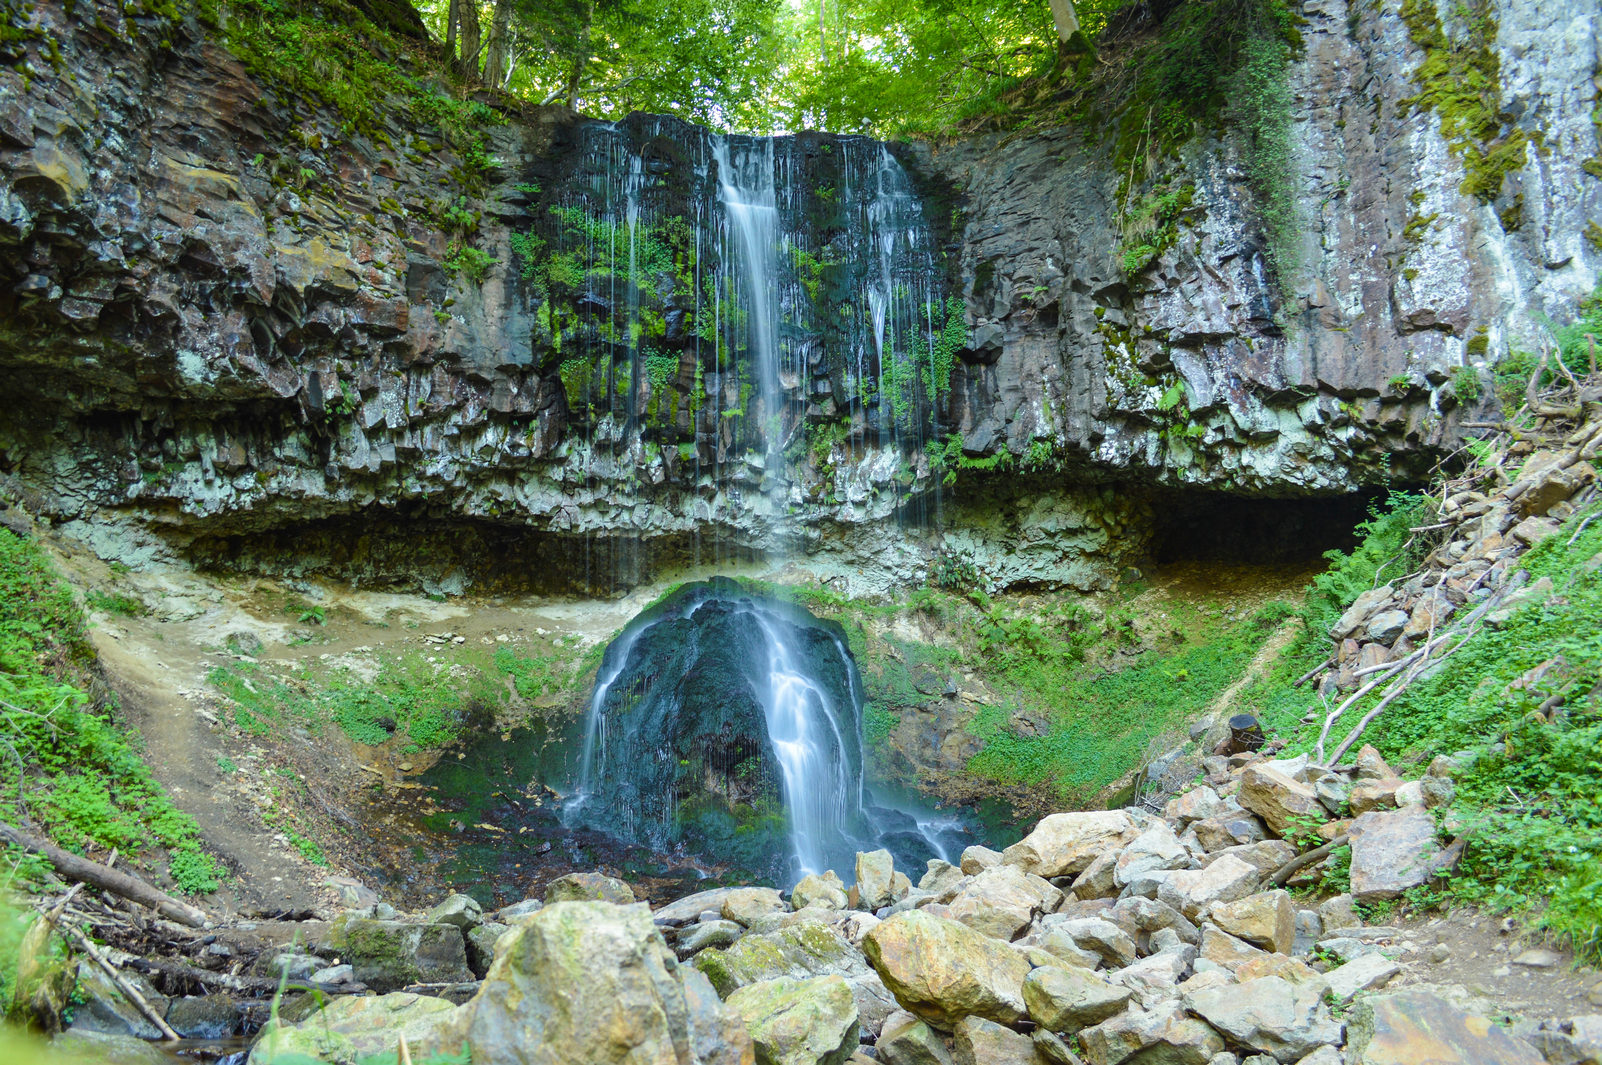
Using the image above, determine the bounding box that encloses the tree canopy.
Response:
[416,0,1139,136]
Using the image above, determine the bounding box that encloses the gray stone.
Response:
[878,1010,955,1065]
[544,871,635,905]
[1023,965,1133,1033]
[1365,610,1409,645]
[679,919,746,956]
[426,893,483,930]
[1325,953,1400,1002]
[317,918,473,994]
[855,849,896,910]
[953,1015,1038,1065]
[1185,976,1344,1063]
[1348,807,1445,902]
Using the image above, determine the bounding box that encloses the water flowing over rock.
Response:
[566,579,957,879]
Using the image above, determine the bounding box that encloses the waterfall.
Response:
[531,116,965,880]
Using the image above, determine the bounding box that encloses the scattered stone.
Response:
[1345,990,1545,1064]
[1325,953,1400,1002]
[426,892,483,930]
[1023,965,1132,1034]
[1510,948,1561,969]
[544,871,636,905]
[1045,917,1137,969]
[1191,814,1268,852]
[1199,924,1269,971]
[862,910,1030,1030]
[1032,1028,1081,1065]
[727,975,859,1065]
[919,860,965,895]
[1166,786,1225,826]
[680,920,746,956]
[960,845,1003,875]
[1155,854,1263,919]
[1318,894,1361,931]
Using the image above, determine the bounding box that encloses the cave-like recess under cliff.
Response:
[0,0,1597,595]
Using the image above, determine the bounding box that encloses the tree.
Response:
[483,0,516,89]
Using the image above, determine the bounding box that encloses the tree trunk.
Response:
[446,0,459,58]
[459,0,483,83]
[1048,0,1081,41]
[565,0,595,109]
[483,0,515,90]
[0,822,209,928]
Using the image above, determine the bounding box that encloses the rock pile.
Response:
[252,787,1599,1064]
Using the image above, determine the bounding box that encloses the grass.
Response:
[0,531,221,897]
[207,641,579,752]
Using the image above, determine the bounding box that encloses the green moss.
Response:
[1398,0,1528,203]
[1120,182,1196,276]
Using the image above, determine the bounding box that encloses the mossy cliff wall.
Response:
[0,0,1597,595]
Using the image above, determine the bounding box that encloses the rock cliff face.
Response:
[0,0,1596,595]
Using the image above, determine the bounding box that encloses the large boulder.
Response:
[455,901,753,1065]
[545,871,636,905]
[727,975,858,1065]
[1112,822,1194,887]
[1153,854,1263,919]
[1345,990,1544,1064]
[317,918,474,993]
[862,911,1030,1030]
[944,864,1062,941]
[52,1031,172,1065]
[693,922,898,1038]
[1237,764,1329,839]
[1347,807,1446,902]
[1002,811,1144,878]
[724,888,789,927]
[1184,975,1343,1063]
[247,993,461,1064]
[1022,966,1132,1034]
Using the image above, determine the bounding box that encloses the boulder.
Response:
[680,920,746,956]
[877,1010,955,1065]
[655,888,745,926]
[165,995,241,1039]
[959,845,1004,875]
[1205,840,1296,875]
[1347,807,1445,902]
[693,922,897,1039]
[1002,811,1144,878]
[1113,823,1194,887]
[855,850,896,910]
[1198,925,1268,971]
[945,864,1063,941]
[1365,610,1409,645]
[1107,897,1199,948]
[70,964,166,1040]
[1345,990,1544,1064]
[727,975,858,1065]
[544,871,636,905]
[1185,976,1343,1063]
[1348,778,1402,815]
[458,901,752,1065]
[1041,917,1136,969]
[1079,1002,1224,1065]
[247,993,461,1064]
[318,918,474,993]
[1209,891,1295,954]
[1166,786,1225,826]
[466,921,509,976]
[919,860,966,895]
[1352,746,1395,781]
[53,1031,172,1065]
[1237,765,1329,839]
[952,1015,1038,1065]
[1191,814,1268,852]
[1155,854,1262,919]
[426,893,484,930]
[862,910,1030,1030]
[724,888,788,927]
[1317,894,1361,931]
[1070,851,1119,900]
[1023,966,1132,1034]
[1325,953,1400,1002]
[793,871,850,911]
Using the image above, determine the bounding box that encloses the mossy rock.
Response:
[320,918,472,993]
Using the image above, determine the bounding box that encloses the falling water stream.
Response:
[520,115,970,881]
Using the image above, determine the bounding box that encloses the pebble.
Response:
[1587,982,1602,1007]
[1493,965,1512,977]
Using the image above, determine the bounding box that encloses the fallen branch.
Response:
[62,923,180,1041]
[0,821,208,928]
[1271,833,1350,887]
[1293,657,1334,689]
[107,949,359,997]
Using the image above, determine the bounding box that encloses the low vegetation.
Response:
[0,531,221,898]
